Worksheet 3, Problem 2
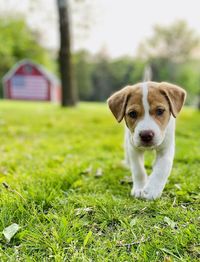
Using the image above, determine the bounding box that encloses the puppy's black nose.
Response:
[139,130,155,143]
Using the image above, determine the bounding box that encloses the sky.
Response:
[1,0,200,58]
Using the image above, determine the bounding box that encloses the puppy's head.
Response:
[107,81,186,148]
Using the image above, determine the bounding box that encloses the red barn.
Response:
[3,60,61,102]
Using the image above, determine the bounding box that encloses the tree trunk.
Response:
[57,0,77,106]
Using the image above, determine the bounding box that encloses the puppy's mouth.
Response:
[133,140,156,149]
[138,141,156,149]
[141,139,155,146]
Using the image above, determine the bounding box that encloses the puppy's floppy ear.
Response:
[107,86,131,122]
[159,82,187,118]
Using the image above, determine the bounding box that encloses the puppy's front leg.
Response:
[141,145,174,200]
[129,147,148,198]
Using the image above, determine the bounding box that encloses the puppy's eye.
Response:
[156,108,165,116]
[128,110,138,119]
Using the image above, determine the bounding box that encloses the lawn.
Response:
[0,101,199,261]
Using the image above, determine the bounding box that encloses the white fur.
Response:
[125,82,175,200]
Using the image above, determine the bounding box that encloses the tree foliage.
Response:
[0,17,56,97]
[73,50,93,100]
[138,20,200,63]
[137,20,200,105]
[74,51,145,101]
[74,21,200,104]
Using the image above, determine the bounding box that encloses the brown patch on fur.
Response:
[159,82,186,117]
[107,84,144,129]
[107,85,131,122]
[148,84,171,131]
[124,85,144,132]
[147,81,186,130]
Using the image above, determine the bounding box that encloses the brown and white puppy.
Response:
[108,81,186,200]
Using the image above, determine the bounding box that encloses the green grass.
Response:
[0,101,199,261]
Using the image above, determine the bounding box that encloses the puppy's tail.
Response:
[143,65,152,82]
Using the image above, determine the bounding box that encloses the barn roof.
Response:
[3,59,60,85]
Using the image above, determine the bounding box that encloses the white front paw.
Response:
[131,177,149,198]
[131,187,143,198]
[141,185,162,200]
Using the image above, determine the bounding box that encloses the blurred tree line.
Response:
[0,17,200,107]
[74,20,200,106]
[138,20,200,106]
[73,50,145,101]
